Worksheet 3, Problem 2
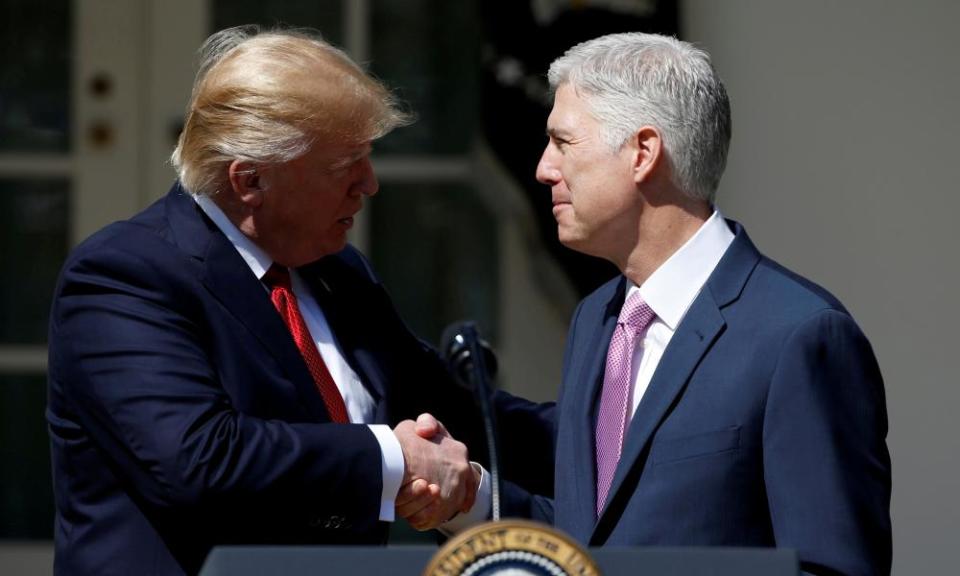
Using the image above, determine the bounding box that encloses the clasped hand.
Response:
[393,413,478,530]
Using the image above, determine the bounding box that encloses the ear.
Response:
[227,160,265,208]
[629,126,663,185]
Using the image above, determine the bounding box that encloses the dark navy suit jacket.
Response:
[505,222,891,576]
[46,184,501,575]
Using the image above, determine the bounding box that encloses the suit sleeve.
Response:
[763,309,892,575]
[48,241,384,535]
[338,245,560,496]
[334,243,560,522]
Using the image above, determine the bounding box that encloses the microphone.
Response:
[440,322,502,521]
[441,325,498,384]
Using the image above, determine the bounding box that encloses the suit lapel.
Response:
[591,223,761,542]
[592,290,725,539]
[165,186,333,421]
[298,257,387,407]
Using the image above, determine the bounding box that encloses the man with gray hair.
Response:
[46,25,492,575]
[415,32,892,575]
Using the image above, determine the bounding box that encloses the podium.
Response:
[198,545,799,575]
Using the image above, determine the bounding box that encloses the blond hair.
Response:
[171,25,412,196]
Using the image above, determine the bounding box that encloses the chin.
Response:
[558,237,588,254]
[559,233,604,260]
[558,227,584,249]
[322,237,349,255]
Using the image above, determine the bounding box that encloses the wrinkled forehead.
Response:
[294,136,373,173]
[547,84,601,132]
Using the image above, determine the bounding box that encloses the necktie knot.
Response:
[263,264,292,290]
[619,292,655,331]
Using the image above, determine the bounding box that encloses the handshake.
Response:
[393,413,481,531]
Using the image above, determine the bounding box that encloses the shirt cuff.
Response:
[440,462,491,534]
[368,424,404,522]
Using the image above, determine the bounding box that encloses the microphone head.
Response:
[440,321,498,386]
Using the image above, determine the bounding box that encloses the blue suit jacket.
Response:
[46,184,491,575]
[506,222,891,576]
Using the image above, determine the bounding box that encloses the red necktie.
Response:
[263,264,349,423]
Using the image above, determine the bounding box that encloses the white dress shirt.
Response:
[195,194,404,522]
[625,209,735,419]
[455,209,735,530]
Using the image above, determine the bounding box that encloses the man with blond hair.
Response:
[47,26,495,575]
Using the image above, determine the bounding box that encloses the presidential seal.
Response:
[423,520,600,576]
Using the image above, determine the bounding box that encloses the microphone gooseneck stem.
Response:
[462,324,501,522]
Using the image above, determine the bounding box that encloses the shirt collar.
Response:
[194,193,274,280]
[630,209,735,331]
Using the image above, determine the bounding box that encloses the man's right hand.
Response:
[393,414,476,529]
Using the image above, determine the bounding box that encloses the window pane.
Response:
[369,183,498,345]
[0,0,71,152]
[212,0,343,46]
[0,374,54,539]
[371,0,479,155]
[0,180,70,344]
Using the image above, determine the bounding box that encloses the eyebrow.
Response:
[330,146,372,169]
[546,127,571,139]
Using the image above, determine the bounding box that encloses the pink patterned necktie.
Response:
[595,291,656,516]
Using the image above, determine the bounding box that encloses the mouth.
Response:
[337,216,354,228]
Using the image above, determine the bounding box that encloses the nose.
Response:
[353,157,379,197]
[535,145,561,186]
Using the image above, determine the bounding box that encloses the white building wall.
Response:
[684,1,960,572]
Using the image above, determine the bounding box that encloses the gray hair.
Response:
[548,33,731,203]
[171,25,412,196]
